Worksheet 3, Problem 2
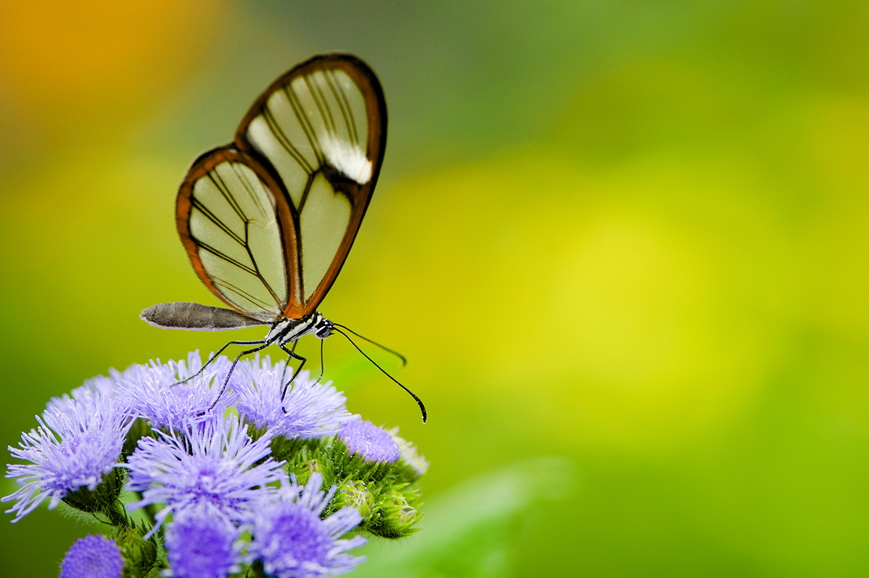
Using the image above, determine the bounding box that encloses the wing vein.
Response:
[296,171,316,213]
[231,161,267,219]
[283,83,324,167]
[306,74,337,137]
[212,275,276,312]
[209,171,249,224]
[262,103,315,175]
[243,217,283,307]
[194,239,257,275]
[325,69,359,146]
[190,198,246,247]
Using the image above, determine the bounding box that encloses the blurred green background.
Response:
[2,1,868,576]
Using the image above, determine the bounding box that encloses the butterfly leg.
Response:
[279,339,299,386]
[208,341,273,410]
[176,339,267,386]
[278,341,307,401]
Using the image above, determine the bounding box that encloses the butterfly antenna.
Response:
[332,323,407,367]
[333,327,426,423]
[317,339,325,383]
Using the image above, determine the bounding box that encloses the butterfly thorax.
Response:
[266,311,333,346]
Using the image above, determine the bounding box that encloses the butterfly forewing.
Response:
[177,147,302,321]
[236,54,387,315]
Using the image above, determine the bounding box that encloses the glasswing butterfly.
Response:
[141,53,426,421]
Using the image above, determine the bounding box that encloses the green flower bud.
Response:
[116,527,159,578]
[331,480,377,520]
[365,484,423,539]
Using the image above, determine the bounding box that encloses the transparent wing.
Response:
[176,146,301,321]
[236,53,387,315]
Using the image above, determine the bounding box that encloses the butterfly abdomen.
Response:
[140,302,266,331]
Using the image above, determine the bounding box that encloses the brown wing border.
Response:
[234,53,388,317]
[176,145,305,320]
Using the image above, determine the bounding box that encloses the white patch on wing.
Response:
[320,133,372,185]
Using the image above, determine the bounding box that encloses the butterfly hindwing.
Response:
[176,146,302,321]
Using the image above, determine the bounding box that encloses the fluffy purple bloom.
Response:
[246,473,366,578]
[338,420,400,464]
[117,352,236,431]
[125,414,285,535]
[233,356,356,439]
[60,534,124,578]
[48,374,120,413]
[48,362,151,416]
[4,394,132,522]
[164,505,242,578]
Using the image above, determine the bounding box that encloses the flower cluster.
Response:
[4,352,427,578]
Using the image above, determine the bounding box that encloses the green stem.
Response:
[106,500,131,528]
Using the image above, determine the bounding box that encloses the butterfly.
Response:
[141,53,425,421]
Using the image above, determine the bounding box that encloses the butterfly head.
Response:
[312,313,334,340]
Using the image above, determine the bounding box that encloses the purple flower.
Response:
[4,394,132,522]
[338,420,400,464]
[48,362,148,416]
[164,505,242,578]
[43,362,139,420]
[125,414,285,535]
[60,534,124,578]
[49,376,118,413]
[246,473,366,578]
[118,352,236,431]
[233,356,356,439]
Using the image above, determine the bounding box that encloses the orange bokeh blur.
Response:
[0,1,222,127]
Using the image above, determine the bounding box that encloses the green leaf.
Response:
[352,457,575,578]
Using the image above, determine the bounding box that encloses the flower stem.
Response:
[106,500,131,529]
